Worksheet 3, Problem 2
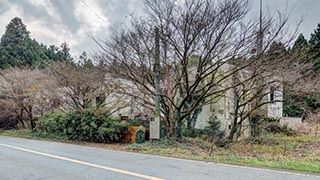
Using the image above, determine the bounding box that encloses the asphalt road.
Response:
[0,136,319,180]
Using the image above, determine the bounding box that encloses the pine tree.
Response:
[0,17,30,46]
[0,17,30,68]
[283,27,320,117]
[60,42,73,62]
[292,33,308,51]
[266,41,287,61]
[0,17,73,69]
[289,33,309,64]
[309,23,320,71]
[0,17,47,68]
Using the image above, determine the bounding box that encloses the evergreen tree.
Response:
[292,33,308,52]
[290,33,309,63]
[283,27,320,117]
[59,42,73,62]
[266,41,287,61]
[0,17,31,68]
[309,23,320,71]
[0,17,30,46]
[0,17,73,69]
[0,17,47,68]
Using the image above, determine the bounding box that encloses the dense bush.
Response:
[265,122,297,136]
[204,114,226,147]
[38,111,128,143]
[0,116,19,130]
[250,115,280,137]
[126,118,149,127]
[134,126,146,143]
[182,128,206,138]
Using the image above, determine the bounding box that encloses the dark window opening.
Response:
[270,86,275,102]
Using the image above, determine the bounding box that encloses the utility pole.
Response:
[257,0,263,54]
[150,27,160,140]
[251,0,264,131]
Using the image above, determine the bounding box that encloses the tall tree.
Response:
[0,17,31,68]
[99,0,291,139]
[0,17,30,46]
[0,17,73,68]
[283,34,309,117]
[292,33,308,53]
[0,68,58,130]
[0,17,48,68]
[59,42,73,62]
[309,23,320,71]
[266,41,288,61]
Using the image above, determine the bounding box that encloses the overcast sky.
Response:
[0,0,319,57]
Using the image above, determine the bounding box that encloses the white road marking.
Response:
[1,136,319,179]
[98,147,320,178]
[0,143,165,180]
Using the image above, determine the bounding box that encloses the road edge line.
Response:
[0,143,165,180]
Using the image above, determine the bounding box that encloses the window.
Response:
[210,103,215,112]
[270,86,275,102]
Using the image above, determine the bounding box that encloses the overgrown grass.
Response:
[127,134,320,173]
[0,129,68,141]
[1,130,319,173]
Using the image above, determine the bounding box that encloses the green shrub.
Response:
[135,126,145,143]
[204,114,226,147]
[127,118,149,127]
[182,128,206,138]
[39,110,127,143]
[265,122,297,136]
[250,115,281,137]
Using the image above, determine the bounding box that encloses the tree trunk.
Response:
[174,110,183,140]
[228,125,237,141]
[228,115,238,141]
[315,124,319,138]
[186,115,192,129]
[19,108,25,128]
[28,106,35,131]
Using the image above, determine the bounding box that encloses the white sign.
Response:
[149,116,160,139]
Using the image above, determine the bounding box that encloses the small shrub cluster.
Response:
[38,110,127,143]
[204,114,226,147]
[0,116,18,130]
[134,126,146,143]
[265,122,297,136]
[250,115,280,137]
[182,128,206,138]
[181,114,226,147]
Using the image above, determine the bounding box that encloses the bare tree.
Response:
[283,61,320,136]
[48,61,129,117]
[0,68,57,130]
[98,0,291,138]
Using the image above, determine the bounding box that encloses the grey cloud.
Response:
[0,0,10,14]
[8,0,59,30]
[72,0,146,56]
[1,0,320,58]
[49,0,81,33]
[250,0,320,38]
[97,0,144,31]
[3,0,80,36]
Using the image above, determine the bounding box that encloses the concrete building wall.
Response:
[194,67,284,137]
[195,95,231,131]
[267,85,283,118]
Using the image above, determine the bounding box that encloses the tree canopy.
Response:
[309,23,320,71]
[0,17,72,69]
